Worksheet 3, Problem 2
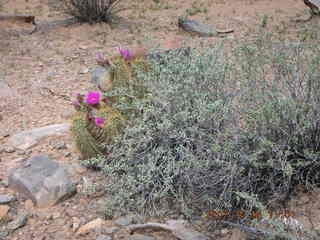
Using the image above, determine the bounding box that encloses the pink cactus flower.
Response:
[85,92,101,105]
[94,117,105,127]
[117,46,132,61]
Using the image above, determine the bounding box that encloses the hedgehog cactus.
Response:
[71,93,126,159]
[97,49,151,103]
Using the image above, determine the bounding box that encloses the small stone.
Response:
[91,66,113,92]
[96,235,112,240]
[64,152,71,157]
[221,228,229,235]
[0,231,9,238]
[7,212,28,230]
[79,45,88,50]
[77,218,104,235]
[298,195,309,205]
[24,199,34,210]
[17,150,26,155]
[4,146,15,153]
[52,212,60,219]
[114,215,142,226]
[130,234,156,240]
[0,179,9,188]
[72,217,81,232]
[102,226,119,234]
[79,68,89,74]
[0,205,10,219]
[0,194,16,204]
[53,142,67,150]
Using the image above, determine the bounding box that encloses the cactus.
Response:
[71,103,125,159]
[71,48,151,160]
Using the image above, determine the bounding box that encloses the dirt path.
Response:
[0,0,319,239]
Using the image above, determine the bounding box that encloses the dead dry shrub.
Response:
[62,0,127,23]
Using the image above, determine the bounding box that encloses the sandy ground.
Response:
[0,0,319,239]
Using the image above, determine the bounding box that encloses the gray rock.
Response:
[0,179,9,188]
[102,226,119,234]
[8,155,76,207]
[0,231,9,238]
[4,146,15,153]
[52,142,67,150]
[91,66,113,92]
[114,215,141,226]
[64,152,71,157]
[0,194,16,204]
[79,68,89,74]
[130,234,155,240]
[7,123,70,150]
[178,17,233,37]
[7,212,28,230]
[96,235,112,240]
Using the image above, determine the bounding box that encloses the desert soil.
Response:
[0,0,320,239]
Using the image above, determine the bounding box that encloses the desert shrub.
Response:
[81,36,320,239]
[62,0,127,23]
[233,38,320,192]
[94,44,245,218]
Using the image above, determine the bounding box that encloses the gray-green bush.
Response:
[84,36,320,239]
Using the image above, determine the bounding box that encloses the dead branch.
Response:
[127,220,210,240]
[0,14,36,25]
[219,220,301,240]
[29,17,80,34]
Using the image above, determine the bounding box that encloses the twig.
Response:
[127,220,210,240]
[219,220,300,240]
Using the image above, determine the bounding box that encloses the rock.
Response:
[114,214,143,226]
[79,68,89,74]
[8,155,76,207]
[0,179,9,188]
[17,150,26,155]
[0,194,16,204]
[178,17,233,37]
[52,142,67,150]
[71,217,81,232]
[91,66,113,92]
[0,205,10,220]
[114,216,134,226]
[114,215,140,226]
[130,234,155,240]
[7,212,28,230]
[7,123,71,150]
[103,226,119,234]
[24,199,34,210]
[0,231,9,238]
[96,235,112,240]
[166,220,209,240]
[4,146,15,153]
[77,218,105,235]
[64,152,71,157]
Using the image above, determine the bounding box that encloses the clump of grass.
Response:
[62,0,127,23]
